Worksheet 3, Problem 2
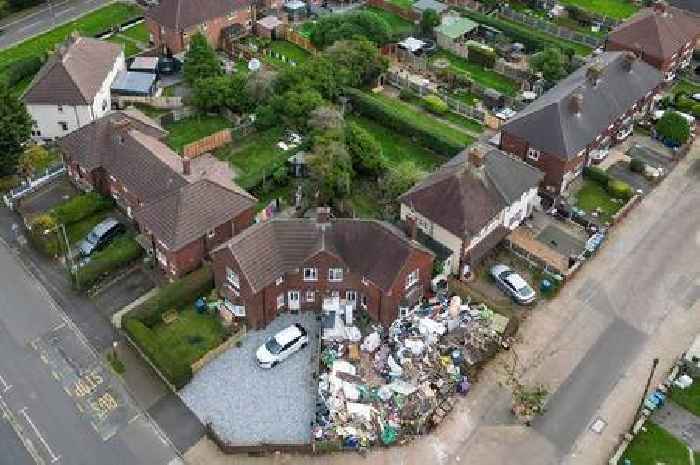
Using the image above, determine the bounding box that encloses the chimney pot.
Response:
[182,157,191,175]
[467,146,485,169]
[622,51,636,71]
[316,206,331,225]
[569,92,584,114]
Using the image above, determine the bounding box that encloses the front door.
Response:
[288,290,300,310]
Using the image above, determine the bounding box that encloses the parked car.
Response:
[77,218,124,257]
[256,324,308,368]
[490,264,536,305]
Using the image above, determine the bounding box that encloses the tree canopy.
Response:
[183,33,222,85]
[309,11,391,49]
[18,145,56,177]
[345,121,385,177]
[656,111,690,146]
[529,47,567,83]
[192,74,250,114]
[420,9,440,36]
[308,130,354,202]
[0,83,32,177]
[324,38,389,89]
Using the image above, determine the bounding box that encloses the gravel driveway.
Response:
[180,312,319,446]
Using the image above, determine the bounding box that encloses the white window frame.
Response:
[207,229,216,239]
[527,147,540,161]
[306,290,315,302]
[226,266,240,289]
[346,290,357,302]
[303,267,317,281]
[276,293,285,309]
[361,276,370,287]
[405,269,419,289]
[328,268,343,282]
[330,290,340,298]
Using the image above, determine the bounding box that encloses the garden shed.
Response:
[434,16,478,50]
[412,0,448,15]
[111,71,157,97]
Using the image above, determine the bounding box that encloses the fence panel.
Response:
[117,95,183,109]
[499,7,603,49]
[182,129,232,158]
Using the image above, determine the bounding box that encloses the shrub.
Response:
[28,213,60,256]
[345,88,463,156]
[0,175,19,193]
[398,88,414,101]
[583,166,610,186]
[421,95,449,115]
[607,179,634,201]
[629,158,645,174]
[76,235,142,290]
[656,111,690,146]
[131,266,214,327]
[124,319,192,389]
[467,44,497,68]
[52,192,112,225]
[4,56,43,88]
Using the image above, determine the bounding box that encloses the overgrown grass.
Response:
[129,103,170,120]
[165,115,231,152]
[672,79,700,97]
[215,127,286,190]
[558,0,639,20]
[366,7,415,37]
[120,22,149,42]
[386,0,413,8]
[348,116,444,170]
[431,50,519,96]
[574,179,622,222]
[670,380,700,417]
[442,111,484,134]
[623,421,698,465]
[0,3,142,81]
[269,40,310,64]
[348,179,385,219]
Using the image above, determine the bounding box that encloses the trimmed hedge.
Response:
[467,44,496,68]
[124,319,193,389]
[345,88,463,156]
[76,235,142,290]
[629,158,645,174]
[583,166,610,185]
[52,192,112,225]
[4,56,43,88]
[422,95,448,115]
[607,179,634,201]
[130,266,214,328]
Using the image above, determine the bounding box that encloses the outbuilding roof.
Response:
[434,17,478,39]
[412,0,447,13]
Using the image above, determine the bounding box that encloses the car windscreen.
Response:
[265,337,283,354]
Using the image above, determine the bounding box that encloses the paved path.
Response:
[185,142,700,465]
[653,401,700,451]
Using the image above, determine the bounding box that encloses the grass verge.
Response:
[623,421,698,465]
[165,115,231,152]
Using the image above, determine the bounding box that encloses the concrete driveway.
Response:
[181,312,319,446]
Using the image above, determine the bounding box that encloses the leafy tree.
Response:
[0,83,32,176]
[529,47,567,83]
[183,33,222,85]
[323,38,388,88]
[420,9,440,36]
[656,111,690,146]
[192,74,251,114]
[245,69,277,104]
[271,88,324,129]
[384,160,426,199]
[18,144,56,177]
[307,131,354,202]
[308,106,344,132]
[309,11,391,49]
[345,121,385,177]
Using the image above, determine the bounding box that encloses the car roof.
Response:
[505,272,529,289]
[274,325,302,345]
[92,218,120,236]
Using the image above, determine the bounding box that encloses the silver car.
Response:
[490,264,536,305]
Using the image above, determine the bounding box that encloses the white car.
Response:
[490,264,536,305]
[256,324,308,368]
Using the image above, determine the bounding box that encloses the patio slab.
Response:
[535,224,586,258]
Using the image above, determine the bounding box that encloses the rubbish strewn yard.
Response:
[181,312,320,446]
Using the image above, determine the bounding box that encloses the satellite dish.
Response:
[248,58,261,72]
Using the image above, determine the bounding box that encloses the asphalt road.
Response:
[0,0,117,50]
[0,240,180,465]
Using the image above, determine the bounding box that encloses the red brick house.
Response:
[211,208,435,329]
[59,110,256,277]
[606,1,700,81]
[500,52,663,193]
[145,0,254,54]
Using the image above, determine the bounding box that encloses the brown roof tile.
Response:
[146,0,251,31]
[24,36,123,105]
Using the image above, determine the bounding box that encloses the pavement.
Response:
[0,0,119,50]
[184,140,700,465]
[181,313,319,446]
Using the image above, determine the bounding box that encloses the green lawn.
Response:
[442,112,484,134]
[348,179,385,219]
[267,40,310,67]
[348,116,445,170]
[386,0,413,8]
[672,79,700,97]
[0,3,142,79]
[215,127,286,190]
[106,35,140,57]
[120,22,149,42]
[366,7,415,37]
[558,0,639,20]
[670,381,700,417]
[149,308,226,367]
[574,179,622,222]
[165,115,231,152]
[623,421,698,465]
[366,92,475,148]
[298,21,314,39]
[508,2,605,37]
[431,50,519,96]
[450,90,481,107]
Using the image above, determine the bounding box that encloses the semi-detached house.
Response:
[500,51,663,193]
[59,110,256,277]
[23,34,125,142]
[211,208,435,329]
[399,145,543,279]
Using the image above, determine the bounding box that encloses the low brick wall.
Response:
[182,129,232,158]
[191,325,247,374]
[206,423,312,455]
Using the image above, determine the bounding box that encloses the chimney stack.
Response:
[622,51,636,72]
[586,63,602,86]
[467,146,485,169]
[405,215,417,241]
[110,118,131,144]
[569,92,584,114]
[316,206,331,225]
[182,157,191,175]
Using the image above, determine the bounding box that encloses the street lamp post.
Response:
[46,223,79,288]
[632,357,660,429]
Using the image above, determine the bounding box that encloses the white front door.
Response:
[345,290,357,307]
[288,290,300,310]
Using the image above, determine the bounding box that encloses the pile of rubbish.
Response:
[313,295,509,450]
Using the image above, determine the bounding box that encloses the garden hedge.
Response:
[4,56,43,88]
[421,95,449,115]
[583,166,609,185]
[629,158,645,174]
[124,319,193,389]
[52,192,112,225]
[130,266,214,328]
[607,179,634,201]
[345,88,463,156]
[76,235,142,290]
[467,44,496,68]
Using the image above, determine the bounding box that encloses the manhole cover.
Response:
[590,417,607,434]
